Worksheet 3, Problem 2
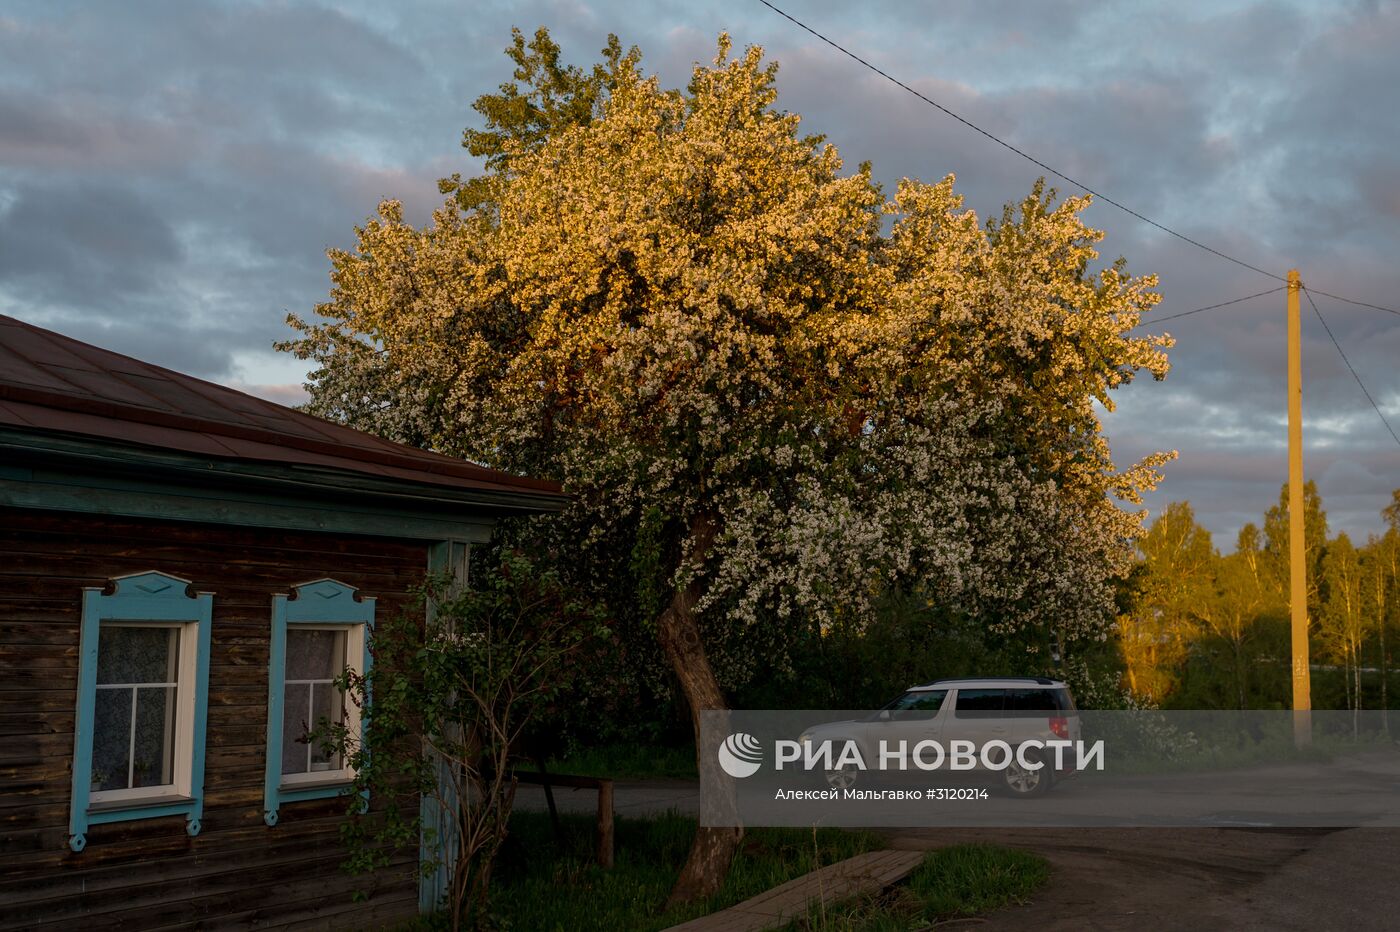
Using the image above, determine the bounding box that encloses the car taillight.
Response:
[1049,716,1070,739]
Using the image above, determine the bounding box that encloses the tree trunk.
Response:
[656,517,743,907]
[1234,637,1246,711]
[1381,603,1389,735]
[1353,640,1362,736]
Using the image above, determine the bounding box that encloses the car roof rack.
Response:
[915,676,1059,687]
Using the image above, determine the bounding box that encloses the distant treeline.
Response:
[1120,484,1400,711]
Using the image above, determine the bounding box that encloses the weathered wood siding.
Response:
[0,507,426,930]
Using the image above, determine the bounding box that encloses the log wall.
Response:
[0,506,428,930]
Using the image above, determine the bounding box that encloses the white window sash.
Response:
[279,623,363,785]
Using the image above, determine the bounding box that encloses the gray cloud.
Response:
[0,0,1395,541]
[0,181,182,304]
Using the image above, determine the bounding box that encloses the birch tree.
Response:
[1320,533,1365,724]
[1120,502,1213,701]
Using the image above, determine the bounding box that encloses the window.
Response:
[953,689,1007,717]
[882,689,948,719]
[69,572,213,852]
[92,625,180,799]
[1004,688,1064,712]
[280,628,349,781]
[263,579,374,826]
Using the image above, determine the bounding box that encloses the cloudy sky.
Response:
[2,0,1397,545]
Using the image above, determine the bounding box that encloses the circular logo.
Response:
[717,732,763,778]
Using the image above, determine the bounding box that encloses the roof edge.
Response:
[0,381,561,496]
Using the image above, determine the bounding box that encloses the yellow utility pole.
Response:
[1287,269,1311,745]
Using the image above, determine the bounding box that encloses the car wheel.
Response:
[823,762,860,791]
[1003,751,1050,798]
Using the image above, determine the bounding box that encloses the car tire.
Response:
[822,762,861,792]
[1002,749,1051,798]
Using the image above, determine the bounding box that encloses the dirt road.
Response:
[517,781,1400,928]
[886,826,1400,930]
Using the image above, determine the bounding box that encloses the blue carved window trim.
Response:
[68,571,213,852]
[263,579,375,826]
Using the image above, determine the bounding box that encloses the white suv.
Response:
[799,677,1080,797]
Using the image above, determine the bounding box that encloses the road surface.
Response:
[887,825,1400,930]
[515,780,1400,930]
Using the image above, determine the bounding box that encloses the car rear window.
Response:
[1005,688,1065,711]
[953,689,1006,716]
[1008,685,1058,708]
[954,686,1075,716]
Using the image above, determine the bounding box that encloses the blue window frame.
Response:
[68,571,213,852]
[263,579,375,826]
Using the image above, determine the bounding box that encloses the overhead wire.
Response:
[1132,286,1286,328]
[1301,286,1400,449]
[753,0,1284,282]
[752,1,1398,449]
[754,0,1400,323]
[1299,288,1400,319]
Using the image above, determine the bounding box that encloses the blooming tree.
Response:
[282,33,1173,900]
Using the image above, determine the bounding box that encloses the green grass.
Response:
[1096,719,1396,775]
[788,844,1050,931]
[518,743,698,780]
[471,811,882,931]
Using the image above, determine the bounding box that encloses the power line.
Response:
[1132,286,1286,328]
[750,1,1399,453]
[755,0,1400,332]
[1301,286,1400,449]
[1300,288,1400,319]
[754,0,1284,282]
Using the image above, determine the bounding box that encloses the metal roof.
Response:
[0,314,564,501]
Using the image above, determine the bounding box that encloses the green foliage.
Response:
[1119,487,1400,713]
[442,27,634,211]
[733,593,1078,710]
[416,811,880,932]
[1384,490,1400,532]
[1118,502,1217,702]
[519,743,698,780]
[321,547,605,927]
[628,505,670,626]
[1263,479,1329,615]
[901,845,1049,921]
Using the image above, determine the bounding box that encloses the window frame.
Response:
[263,579,374,826]
[68,572,213,852]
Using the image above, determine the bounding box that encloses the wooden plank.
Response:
[4,848,416,929]
[513,770,606,790]
[199,890,420,932]
[663,849,925,932]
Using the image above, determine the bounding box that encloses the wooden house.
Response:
[0,314,564,928]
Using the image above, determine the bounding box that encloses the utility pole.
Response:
[1287,268,1312,745]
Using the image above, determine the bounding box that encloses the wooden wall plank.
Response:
[0,506,428,929]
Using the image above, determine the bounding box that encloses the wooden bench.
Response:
[513,769,615,867]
